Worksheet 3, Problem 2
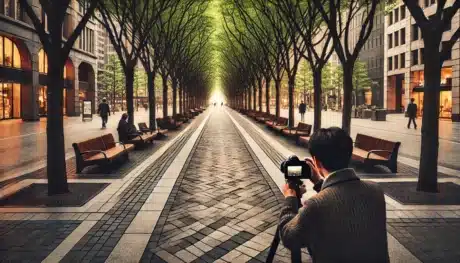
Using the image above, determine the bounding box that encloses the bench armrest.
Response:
[114,141,127,150]
[367,150,393,159]
[80,150,107,159]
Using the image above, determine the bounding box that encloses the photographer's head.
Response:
[308,127,353,175]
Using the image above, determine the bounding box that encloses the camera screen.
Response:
[287,166,303,177]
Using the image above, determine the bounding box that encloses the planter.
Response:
[372,109,387,121]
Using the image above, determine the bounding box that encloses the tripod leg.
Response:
[266,226,280,263]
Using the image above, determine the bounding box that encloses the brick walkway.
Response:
[141,110,308,263]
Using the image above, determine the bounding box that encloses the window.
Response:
[38,49,48,74]
[395,8,399,23]
[401,53,405,68]
[401,28,406,45]
[3,0,14,17]
[442,42,452,60]
[388,57,393,71]
[394,55,399,69]
[388,34,393,49]
[0,36,21,69]
[401,6,406,19]
[412,24,419,41]
[412,50,419,65]
[389,12,393,25]
[395,31,399,46]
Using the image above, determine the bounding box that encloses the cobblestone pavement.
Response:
[140,109,310,263]
[387,218,460,263]
[61,116,203,262]
[0,220,81,262]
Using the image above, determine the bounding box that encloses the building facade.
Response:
[384,0,459,121]
[0,0,98,121]
[348,6,385,107]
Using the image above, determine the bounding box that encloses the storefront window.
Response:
[0,83,21,120]
[0,36,21,69]
[38,49,48,74]
[38,86,67,116]
[440,91,452,118]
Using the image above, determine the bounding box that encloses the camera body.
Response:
[280,155,311,180]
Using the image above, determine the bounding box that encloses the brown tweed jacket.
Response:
[279,169,389,263]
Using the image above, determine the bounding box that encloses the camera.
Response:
[280,155,311,180]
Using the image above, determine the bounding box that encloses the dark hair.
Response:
[308,127,353,171]
[102,99,107,103]
[121,113,128,120]
[410,98,415,102]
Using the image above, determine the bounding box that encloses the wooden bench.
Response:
[256,113,274,123]
[189,109,199,117]
[273,117,289,132]
[138,122,168,139]
[282,123,312,143]
[174,114,189,123]
[72,134,134,173]
[352,134,401,173]
[157,117,183,130]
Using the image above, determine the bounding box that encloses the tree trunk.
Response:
[275,79,281,118]
[313,69,322,131]
[172,78,178,117]
[342,65,354,134]
[417,51,441,193]
[248,86,252,111]
[253,83,257,111]
[162,75,168,118]
[265,76,271,114]
[179,85,183,114]
[46,56,69,195]
[288,78,295,128]
[125,65,135,126]
[258,78,263,112]
[147,71,156,130]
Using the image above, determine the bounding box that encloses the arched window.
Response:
[0,36,21,69]
[38,49,67,77]
[38,49,48,74]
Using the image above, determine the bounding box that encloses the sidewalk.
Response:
[279,109,460,170]
[0,107,459,262]
[0,109,170,182]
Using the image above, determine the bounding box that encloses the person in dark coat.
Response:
[117,113,140,142]
[298,101,307,122]
[97,98,110,128]
[406,98,417,129]
[279,127,389,263]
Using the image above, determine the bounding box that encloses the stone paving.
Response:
[0,107,459,263]
[0,220,81,262]
[140,109,308,263]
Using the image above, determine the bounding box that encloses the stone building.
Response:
[384,0,459,121]
[0,0,98,121]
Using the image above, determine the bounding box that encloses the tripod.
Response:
[265,180,303,263]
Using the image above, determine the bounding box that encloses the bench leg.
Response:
[389,162,398,173]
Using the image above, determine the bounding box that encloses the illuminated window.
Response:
[0,36,21,68]
[38,49,48,74]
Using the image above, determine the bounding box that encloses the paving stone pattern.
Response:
[379,182,460,205]
[61,115,206,263]
[141,110,309,263]
[0,183,109,207]
[0,220,81,262]
[387,218,460,263]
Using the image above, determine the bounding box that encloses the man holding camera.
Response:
[279,127,389,262]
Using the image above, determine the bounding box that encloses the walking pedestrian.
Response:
[406,98,417,129]
[299,101,306,122]
[97,98,110,129]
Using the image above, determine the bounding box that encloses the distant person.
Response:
[221,102,223,107]
[117,113,140,142]
[406,98,417,129]
[299,101,307,122]
[97,98,110,129]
